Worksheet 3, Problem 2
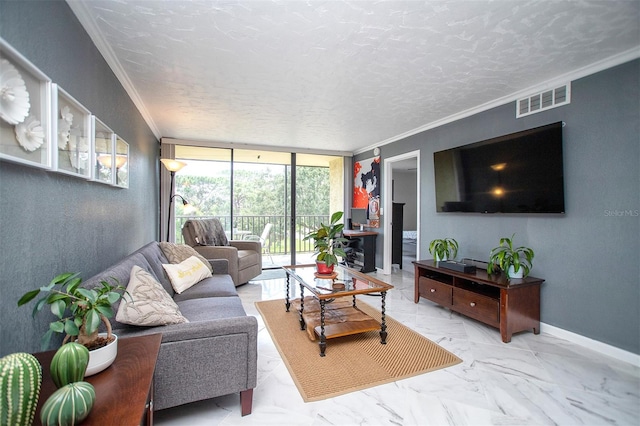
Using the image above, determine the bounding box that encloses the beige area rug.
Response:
[255,298,462,402]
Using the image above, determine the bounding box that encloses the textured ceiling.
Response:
[68,0,639,154]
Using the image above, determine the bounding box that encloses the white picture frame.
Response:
[52,84,92,179]
[92,116,115,185]
[114,135,129,188]
[0,37,52,169]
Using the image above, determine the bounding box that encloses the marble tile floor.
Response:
[155,268,639,426]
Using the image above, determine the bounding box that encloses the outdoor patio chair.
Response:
[245,223,273,264]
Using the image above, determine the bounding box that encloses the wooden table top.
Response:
[343,229,379,237]
[33,333,162,425]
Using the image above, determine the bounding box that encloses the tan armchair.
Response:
[182,219,262,286]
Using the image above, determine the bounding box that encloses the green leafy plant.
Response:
[429,238,459,261]
[18,273,127,351]
[487,234,535,279]
[303,211,348,267]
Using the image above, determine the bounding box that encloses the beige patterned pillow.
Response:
[162,256,213,294]
[159,242,213,272]
[116,265,188,326]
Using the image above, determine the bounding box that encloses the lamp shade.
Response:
[98,154,128,169]
[160,158,187,173]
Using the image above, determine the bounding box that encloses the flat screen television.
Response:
[433,122,565,214]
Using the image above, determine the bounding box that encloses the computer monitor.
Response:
[351,208,368,228]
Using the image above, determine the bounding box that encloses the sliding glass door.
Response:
[169,144,344,267]
[231,149,290,267]
[293,154,344,265]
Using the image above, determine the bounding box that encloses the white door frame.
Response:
[382,150,421,275]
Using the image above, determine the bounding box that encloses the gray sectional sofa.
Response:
[82,241,258,416]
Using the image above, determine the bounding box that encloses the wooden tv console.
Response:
[413,259,544,342]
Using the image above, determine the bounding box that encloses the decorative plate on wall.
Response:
[53,84,92,179]
[0,37,52,170]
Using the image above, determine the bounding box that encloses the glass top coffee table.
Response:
[282,264,394,356]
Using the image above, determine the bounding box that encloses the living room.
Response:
[1,1,638,425]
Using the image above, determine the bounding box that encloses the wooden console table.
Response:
[413,260,544,342]
[33,333,162,425]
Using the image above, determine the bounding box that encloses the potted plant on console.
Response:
[304,211,348,275]
[487,233,535,279]
[429,238,459,261]
[18,272,127,376]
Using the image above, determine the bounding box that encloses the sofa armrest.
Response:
[115,316,258,410]
[208,258,229,274]
[192,245,238,262]
[192,245,239,283]
[114,315,256,341]
[157,315,257,343]
[229,240,261,252]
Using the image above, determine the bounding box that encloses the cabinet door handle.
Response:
[430,288,436,293]
[469,302,476,307]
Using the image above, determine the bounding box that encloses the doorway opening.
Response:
[383,150,420,275]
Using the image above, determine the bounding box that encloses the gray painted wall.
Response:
[356,60,639,354]
[393,170,418,230]
[0,1,159,356]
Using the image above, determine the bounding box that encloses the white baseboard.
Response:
[541,322,640,366]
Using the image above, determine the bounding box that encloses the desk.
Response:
[33,333,162,426]
[343,229,378,273]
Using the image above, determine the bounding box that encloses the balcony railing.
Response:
[174,214,330,254]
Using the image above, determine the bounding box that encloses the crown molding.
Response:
[355,47,640,155]
[66,0,162,139]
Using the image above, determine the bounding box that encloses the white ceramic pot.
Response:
[435,253,448,262]
[85,333,118,376]
[507,265,524,279]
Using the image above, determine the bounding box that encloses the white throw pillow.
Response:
[162,255,212,294]
[116,266,188,326]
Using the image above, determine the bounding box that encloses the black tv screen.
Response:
[434,122,565,214]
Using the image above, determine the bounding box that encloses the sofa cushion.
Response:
[133,242,175,296]
[177,296,248,322]
[159,242,213,273]
[116,266,188,326]
[162,256,213,294]
[172,275,238,303]
[83,252,159,313]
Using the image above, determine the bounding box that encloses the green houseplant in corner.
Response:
[487,233,535,279]
[18,272,127,376]
[429,238,459,261]
[304,211,348,275]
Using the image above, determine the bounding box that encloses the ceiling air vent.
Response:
[517,83,571,118]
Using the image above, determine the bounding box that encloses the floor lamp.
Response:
[161,159,188,242]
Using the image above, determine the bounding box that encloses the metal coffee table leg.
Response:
[298,285,306,330]
[285,272,291,312]
[380,291,388,344]
[319,299,327,357]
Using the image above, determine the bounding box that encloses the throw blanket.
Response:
[190,219,229,246]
